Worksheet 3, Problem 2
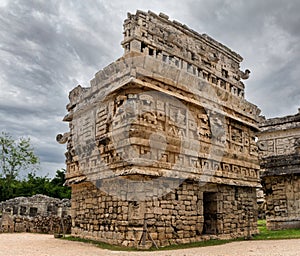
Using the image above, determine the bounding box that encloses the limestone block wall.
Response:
[0,213,71,234]
[258,109,300,230]
[0,195,71,234]
[71,181,257,247]
[262,175,300,230]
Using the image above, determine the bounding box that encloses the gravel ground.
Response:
[0,233,299,256]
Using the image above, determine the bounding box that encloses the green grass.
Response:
[253,219,300,240]
[61,220,300,251]
[62,236,137,251]
[151,239,243,251]
[62,235,241,251]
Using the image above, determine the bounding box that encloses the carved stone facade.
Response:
[258,109,300,230]
[0,194,71,233]
[58,10,261,247]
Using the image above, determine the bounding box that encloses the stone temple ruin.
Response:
[58,10,262,247]
[258,110,300,230]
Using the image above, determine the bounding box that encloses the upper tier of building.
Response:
[122,10,248,96]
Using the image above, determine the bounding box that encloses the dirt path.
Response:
[0,233,299,256]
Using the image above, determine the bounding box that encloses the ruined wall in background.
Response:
[258,109,300,230]
[0,194,71,234]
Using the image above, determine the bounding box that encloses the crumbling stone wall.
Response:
[71,181,257,247]
[262,175,300,230]
[0,194,71,234]
[58,10,261,247]
[258,109,300,230]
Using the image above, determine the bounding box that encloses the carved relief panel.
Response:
[92,89,219,172]
[259,136,297,157]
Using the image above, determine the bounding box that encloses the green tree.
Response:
[0,132,70,201]
[50,169,71,199]
[0,169,71,201]
[0,132,39,201]
[0,132,39,180]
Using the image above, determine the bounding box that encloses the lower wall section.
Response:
[266,219,300,230]
[0,213,71,234]
[71,179,258,247]
[262,174,300,230]
[0,194,72,234]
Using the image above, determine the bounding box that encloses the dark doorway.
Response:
[29,207,38,217]
[203,192,218,234]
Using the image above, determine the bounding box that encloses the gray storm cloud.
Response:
[0,0,299,176]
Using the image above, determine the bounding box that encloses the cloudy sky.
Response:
[0,0,299,177]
